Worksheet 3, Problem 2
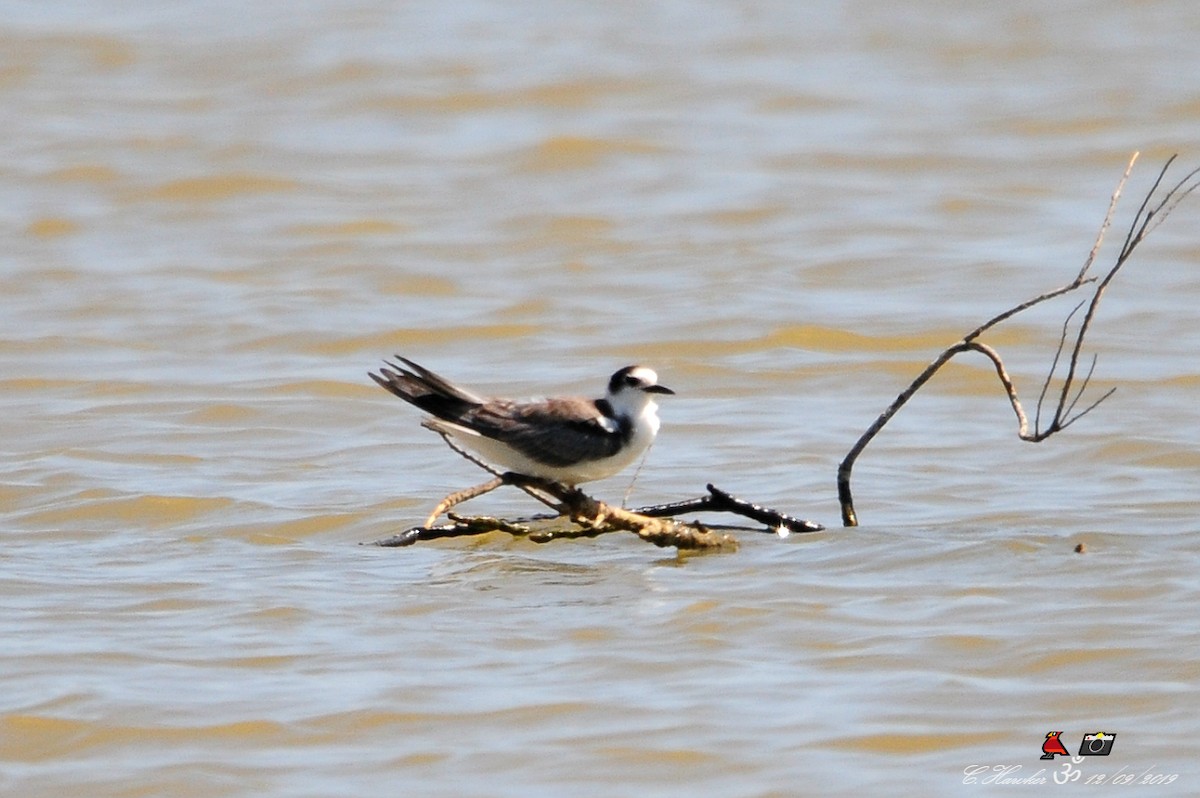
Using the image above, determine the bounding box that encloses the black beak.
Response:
[644,384,675,395]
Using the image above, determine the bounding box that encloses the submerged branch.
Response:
[366,426,824,552]
[631,484,824,535]
[373,474,740,552]
[369,441,825,549]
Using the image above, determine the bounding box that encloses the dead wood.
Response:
[631,484,824,534]
[365,430,746,551]
[837,153,1200,526]
[372,472,741,552]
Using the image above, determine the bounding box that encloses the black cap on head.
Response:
[608,365,673,395]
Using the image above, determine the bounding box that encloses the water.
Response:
[3,1,1199,795]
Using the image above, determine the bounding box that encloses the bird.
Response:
[368,357,674,486]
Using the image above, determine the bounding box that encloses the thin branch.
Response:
[1056,386,1116,433]
[1034,299,1087,434]
[837,343,963,526]
[1061,353,1100,421]
[1050,155,1199,432]
[632,484,824,534]
[961,153,1136,344]
[1118,154,1172,260]
[963,279,1094,344]
[1075,151,1139,283]
[369,514,535,547]
[837,153,1198,527]
[962,341,1030,437]
[1144,163,1200,238]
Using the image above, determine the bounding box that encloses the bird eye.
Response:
[624,374,642,388]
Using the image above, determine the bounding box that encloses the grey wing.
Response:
[468,397,626,467]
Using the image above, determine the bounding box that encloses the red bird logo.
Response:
[1041,731,1070,760]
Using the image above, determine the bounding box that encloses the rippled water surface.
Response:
[4,1,1200,795]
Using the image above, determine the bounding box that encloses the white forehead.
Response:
[628,366,659,384]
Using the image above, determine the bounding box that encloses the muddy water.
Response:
[3,2,1200,795]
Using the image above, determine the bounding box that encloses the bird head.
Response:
[606,365,674,415]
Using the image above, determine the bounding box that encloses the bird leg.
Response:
[423,430,572,522]
[424,476,505,528]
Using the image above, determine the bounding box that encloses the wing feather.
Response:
[465,397,628,467]
[369,357,484,421]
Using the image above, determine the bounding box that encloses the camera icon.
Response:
[1078,732,1116,756]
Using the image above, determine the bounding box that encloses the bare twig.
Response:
[1041,155,1200,438]
[369,514,534,547]
[837,153,1200,527]
[1034,299,1086,433]
[632,484,824,534]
